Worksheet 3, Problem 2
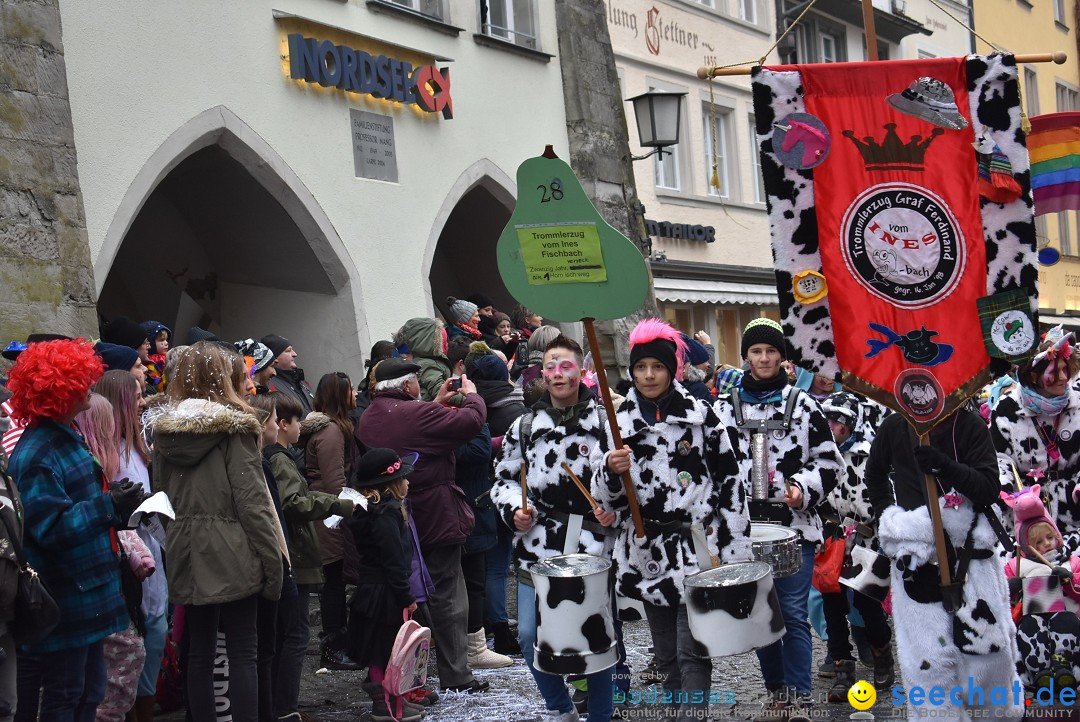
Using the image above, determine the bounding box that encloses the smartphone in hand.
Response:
[448,377,462,392]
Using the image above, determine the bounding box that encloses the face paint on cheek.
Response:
[543,359,580,382]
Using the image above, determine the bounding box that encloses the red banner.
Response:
[802,58,990,428]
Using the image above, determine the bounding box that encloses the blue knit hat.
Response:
[95,342,139,373]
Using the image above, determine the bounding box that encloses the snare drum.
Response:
[685,561,786,657]
[751,523,801,578]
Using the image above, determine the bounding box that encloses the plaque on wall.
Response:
[350,109,398,182]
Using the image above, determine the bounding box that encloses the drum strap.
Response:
[689,522,714,570]
[731,388,803,435]
[563,513,584,556]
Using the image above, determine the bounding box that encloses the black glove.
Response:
[108,478,145,525]
[1053,566,1073,586]
[913,445,952,476]
[1007,575,1023,601]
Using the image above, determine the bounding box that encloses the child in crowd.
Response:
[263,391,355,721]
[141,321,170,393]
[1002,485,1080,691]
[346,448,424,722]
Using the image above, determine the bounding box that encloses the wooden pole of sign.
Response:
[520,468,529,514]
[696,51,1068,79]
[919,433,955,594]
[862,0,880,62]
[583,318,645,538]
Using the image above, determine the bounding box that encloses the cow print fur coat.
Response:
[990,385,1080,548]
[823,399,888,549]
[713,386,843,544]
[491,395,613,573]
[591,383,752,608]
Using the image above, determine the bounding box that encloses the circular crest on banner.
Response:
[990,310,1036,358]
[840,183,966,309]
[893,368,945,423]
[773,113,831,170]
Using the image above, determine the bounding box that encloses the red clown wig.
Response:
[7,339,104,424]
[628,318,688,381]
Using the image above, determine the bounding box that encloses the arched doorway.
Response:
[96,107,366,379]
[425,162,517,322]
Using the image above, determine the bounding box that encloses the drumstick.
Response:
[520,467,529,514]
[561,462,600,510]
[1029,547,1059,569]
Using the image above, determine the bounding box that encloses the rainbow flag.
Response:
[1029,112,1080,216]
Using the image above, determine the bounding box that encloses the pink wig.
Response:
[629,318,688,380]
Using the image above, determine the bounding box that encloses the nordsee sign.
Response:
[287,34,453,119]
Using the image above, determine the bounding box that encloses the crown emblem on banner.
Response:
[842,124,945,171]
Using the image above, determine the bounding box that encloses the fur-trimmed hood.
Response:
[299,411,332,437]
[152,399,261,468]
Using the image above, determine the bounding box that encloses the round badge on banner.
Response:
[1039,247,1061,266]
[792,270,828,304]
[893,368,945,424]
[772,113,831,170]
[990,310,1036,358]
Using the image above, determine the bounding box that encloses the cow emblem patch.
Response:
[841,183,965,309]
[894,368,945,423]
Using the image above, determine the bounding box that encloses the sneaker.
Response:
[817,660,836,679]
[571,686,587,714]
[827,660,857,703]
[852,626,874,667]
[441,679,490,694]
[639,658,664,684]
[871,645,895,689]
[319,646,362,671]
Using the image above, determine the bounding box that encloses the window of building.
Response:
[1054,0,1067,25]
[820,33,838,63]
[1059,213,1074,256]
[1057,81,1079,111]
[684,0,715,7]
[1025,68,1040,115]
[386,0,446,20]
[480,0,538,49]
[917,49,937,59]
[739,0,757,23]
[651,85,685,191]
[703,106,731,198]
[748,114,765,204]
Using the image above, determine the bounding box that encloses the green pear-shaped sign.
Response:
[497,147,650,322]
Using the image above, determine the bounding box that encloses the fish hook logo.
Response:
[645,6,661,55]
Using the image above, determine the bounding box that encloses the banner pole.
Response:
[862,0,880,62]
[696,51,1068,79]
[919,432,956,596]
[583,318,645,538]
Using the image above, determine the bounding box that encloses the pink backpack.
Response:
[382,609,431,719]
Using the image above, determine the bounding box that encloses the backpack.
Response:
[383,609,431,719]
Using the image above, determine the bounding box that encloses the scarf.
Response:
[1020,384,1070,418]
[454,322,483,340]
[739,372,787,405]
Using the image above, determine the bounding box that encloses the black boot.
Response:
[827,660,857,703]
[872,645,895,689]
[491,621,521,655]
[320,635,362,671]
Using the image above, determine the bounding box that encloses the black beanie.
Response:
[466,293,495,310]
[101,316,149,351]
[260,334,291,360]
[629,338,679,380]
[741,318,786,360]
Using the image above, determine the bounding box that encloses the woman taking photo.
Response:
[152,341,285,722]
[304,371,360,669]
[991,327,1080,546]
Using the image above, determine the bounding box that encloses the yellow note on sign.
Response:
[516,223,607,284]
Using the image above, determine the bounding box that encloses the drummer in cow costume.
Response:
[491,334,619,722]
[597,318,751,721]
[865,406,1024,720]
[990,327,1080,550]
[712,317,843,718]
[817,391,894,698]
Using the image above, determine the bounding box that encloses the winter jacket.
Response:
[302,413,355,566]
[492,388,615,574]
[399,318,461,406]
[152,399,285,605]
[0,450,22,622]
[457,426,495,555]
[12,419,128,651]
[475,380,527,438]
[357,388,486,548]
[348,497,415,604]
[990,385,1080,543]
[595,383,751,607]
[714,385,844,544]
[269,368,315,417]
[261,457,297,598]
[266,442,353,585]
[820,399,889,550]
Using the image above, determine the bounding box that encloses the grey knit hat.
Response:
[447,296,479,324]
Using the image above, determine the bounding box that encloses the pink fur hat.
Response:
[1001,484,1063,555]
[628,319,687,381]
